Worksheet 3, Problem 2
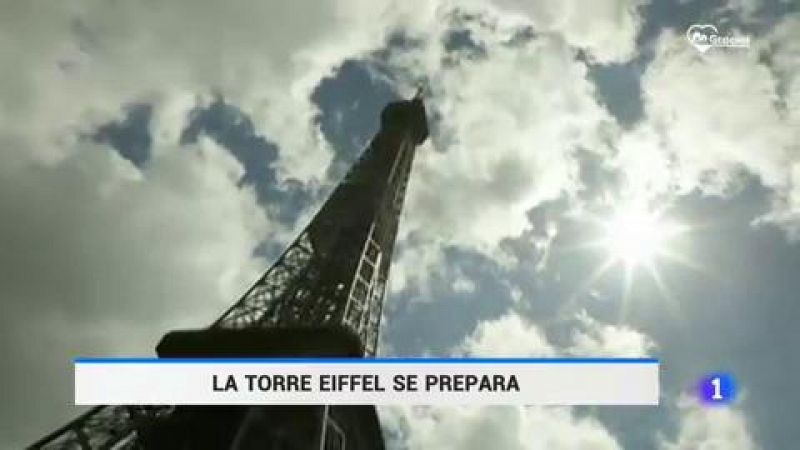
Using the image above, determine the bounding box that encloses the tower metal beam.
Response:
[31,93,429,449]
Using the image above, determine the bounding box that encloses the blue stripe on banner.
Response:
[75,357,659,364]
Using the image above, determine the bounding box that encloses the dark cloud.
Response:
[311,59,400,180]
[384,245,515,356]
[442,29,488,63]
[93,103,153,167]
[587,62,646,127]
[181,97,311,225]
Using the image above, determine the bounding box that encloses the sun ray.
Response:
[562,256,616,314]
[659,247,710,274]
[571,199,703,322]
[644,260,684,322]
[616,262,636,324]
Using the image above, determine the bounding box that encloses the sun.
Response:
[592,202,693,319]
[601,205,677,269]
[563,199,696,321]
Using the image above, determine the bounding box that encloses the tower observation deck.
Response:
[31,91,429,449]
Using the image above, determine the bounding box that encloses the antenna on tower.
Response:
[413,84,425,100]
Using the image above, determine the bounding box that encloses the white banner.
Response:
[75,358,659,406]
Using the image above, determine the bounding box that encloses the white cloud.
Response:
[452,274,477,293]
[659,395,759,450]
[615,22,800,238]
[382,405,621,450]
[567,310,655,357]
[0,136,269,445]
[457,313,556,357]
[639,30,792,191]
[397,15,616,258]
[455,310,654,358]
[415,311,653,450]
[720,0,764,21]
[0,0,422,183]
[753,14,800,239]
[388,235,448,295]
[489,0,649,63]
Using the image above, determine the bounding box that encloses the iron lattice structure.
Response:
[31,93,428,449]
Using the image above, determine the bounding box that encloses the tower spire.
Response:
[413,85,424,100]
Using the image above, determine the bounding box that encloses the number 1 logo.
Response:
[698,372,736,405]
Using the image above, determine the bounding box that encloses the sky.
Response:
[1,0,799,448]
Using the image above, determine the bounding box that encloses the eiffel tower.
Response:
[31,90,429,449]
